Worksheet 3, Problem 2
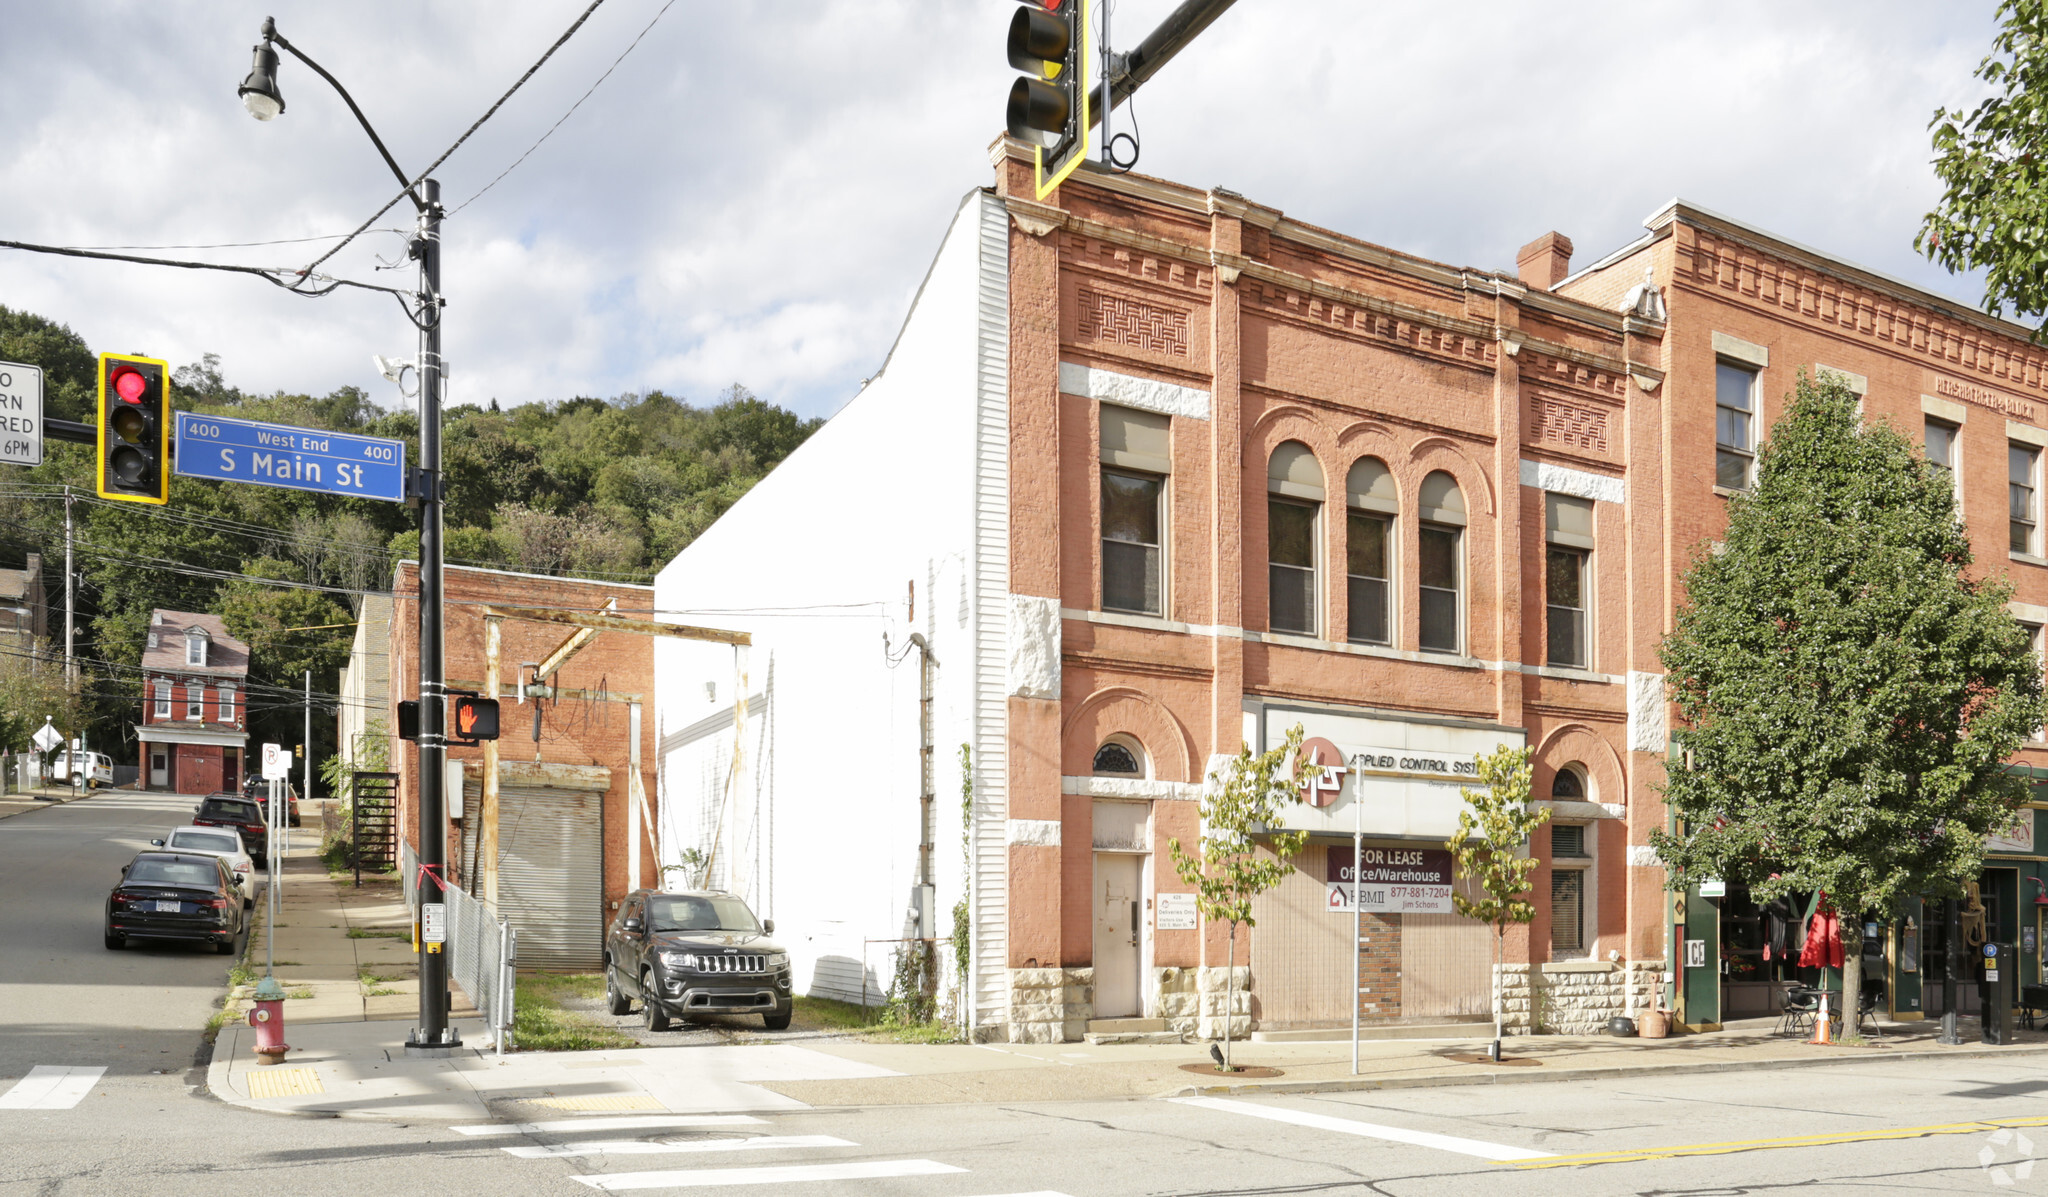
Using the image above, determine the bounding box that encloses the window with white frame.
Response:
[1926,418,1958,475]
[1100,405,1171,617]
[1418,471,1465,653]
[185,629,208,666]
[1716,361,1758,490]
[219,684,236,724]
[1092,737,1146,778]
[1545,494,1594,669]
[2013,444,2039,555]
[153,680,171,719]
[1268,442,1323,636]
[187,683,205,720]
[1346,457,1395,645]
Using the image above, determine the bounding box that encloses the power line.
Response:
[295,0,610,282]
[450,0,680,216]
[60,229,411,252]
[0,239,423,328]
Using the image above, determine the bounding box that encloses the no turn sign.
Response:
[0,361,43,468]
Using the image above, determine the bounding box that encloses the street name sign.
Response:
[0,360,44,467]
[174,411,406,502]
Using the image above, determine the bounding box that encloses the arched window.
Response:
[1417,471,1465,653]
[1551,763,1587,800]
[1346,458,1395,644]
[1268,442,1322,635]
[1093,738,1145,778]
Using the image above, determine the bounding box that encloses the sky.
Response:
[0,1,2010,422]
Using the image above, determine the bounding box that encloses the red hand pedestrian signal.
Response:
[450,695,500,742]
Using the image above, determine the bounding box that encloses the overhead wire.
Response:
[294,0,610,282]
[449,0,680,216]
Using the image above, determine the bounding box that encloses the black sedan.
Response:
[105,852,245,954]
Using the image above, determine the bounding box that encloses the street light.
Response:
[239,15,459,1058]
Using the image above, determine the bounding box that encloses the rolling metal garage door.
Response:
[464,779,605,970]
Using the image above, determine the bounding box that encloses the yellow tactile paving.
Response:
[244,1067,326,1099]
[526,1094,664,1111]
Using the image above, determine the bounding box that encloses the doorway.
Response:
[149,751,168,789]
[1093,853,1144,1019]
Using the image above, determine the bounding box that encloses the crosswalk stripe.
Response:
[503,1135,854,1160]
[570,1159,967,1190]
[454,1115,766,1137]
[958,1192,1081,1196]
[1170,1096,1556,1162]
[0,1066,107,1110]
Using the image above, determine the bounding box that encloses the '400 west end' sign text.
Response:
[174,412,406,502]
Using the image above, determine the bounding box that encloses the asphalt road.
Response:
[0,788,246,1082]
[5,794,2046,1194]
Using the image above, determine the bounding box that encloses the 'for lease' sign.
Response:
[1325,845,1454,914]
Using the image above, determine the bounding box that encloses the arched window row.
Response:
[1266,442,1465,653]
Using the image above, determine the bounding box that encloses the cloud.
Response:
[0,0,2007,421]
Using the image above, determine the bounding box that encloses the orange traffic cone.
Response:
[1808,992,1833,1045]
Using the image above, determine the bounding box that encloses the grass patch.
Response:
[285,988,314,999]
[513,973,637,1052]
[366,986,397,997]
[346,928,408,940]
[785,995,962,1043]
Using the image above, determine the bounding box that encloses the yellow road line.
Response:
[1507,1114,2048,1169]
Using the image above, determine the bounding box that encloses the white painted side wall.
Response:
[654,191,998,1021]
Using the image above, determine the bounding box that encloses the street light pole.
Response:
[237,19,456,1053]
[410,176,456,1053]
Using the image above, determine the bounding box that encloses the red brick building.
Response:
[136,610,249,794]
[389,564,657,970]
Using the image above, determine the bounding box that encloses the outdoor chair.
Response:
[1777,985,1819,1037]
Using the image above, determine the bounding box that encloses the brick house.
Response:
[136,610,250,794]
[388,563,657,971]
[652,150,2048,1042]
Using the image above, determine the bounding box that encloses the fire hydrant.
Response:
[248,975,291,1064]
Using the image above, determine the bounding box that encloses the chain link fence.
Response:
[402,840,518,1051]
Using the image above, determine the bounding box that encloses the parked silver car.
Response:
[149,825,257,906]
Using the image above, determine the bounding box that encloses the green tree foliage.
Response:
[1168,723,1309,1069]
[0,642,87,754]
[1919,1,2048,334]
[0,312,817,768]
[1444,745,1547,1057]
[0,306,95,422]
[1650,372,2048,1035]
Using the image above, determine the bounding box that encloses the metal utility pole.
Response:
[62,489,74,686]
[1087,0,1240,125]
[1939,897,1965,1044]
[410,176,457,1054]
[304,669,312,816]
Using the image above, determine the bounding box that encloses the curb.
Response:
[0,791,91,821]
[1160,1040,2048,1099]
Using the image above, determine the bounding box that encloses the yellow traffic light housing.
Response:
[96,352,171,504]
[1006,0,1094,200]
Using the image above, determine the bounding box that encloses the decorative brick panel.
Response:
[1077,288,1189,358]
[1531,395,1611,454]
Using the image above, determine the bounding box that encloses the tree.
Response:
[1168,723,1308,1071]
[1444,745,1548,1061]
[1919,1,2048,336]
[1650,372,2047,1038]
[0,642,86,754]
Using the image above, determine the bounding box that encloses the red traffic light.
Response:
[112,367,147,403]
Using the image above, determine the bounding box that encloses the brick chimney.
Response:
[1516,231,1574,290]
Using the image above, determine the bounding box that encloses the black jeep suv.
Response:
[603,889,793,1031]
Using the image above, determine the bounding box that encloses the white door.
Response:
[1094,854,1143,1019]
[149,752,168,788]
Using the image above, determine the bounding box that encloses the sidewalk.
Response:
[207,1001,2048,1121]
[224,814,477,1027]
[0,782,96,821]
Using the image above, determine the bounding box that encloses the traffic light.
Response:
[452,694,500,742]
[96,352,170,504]
[1006,0,1093,200]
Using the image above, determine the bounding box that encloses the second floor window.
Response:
[1716,361,1757,490]
[1545,493,1594,669]
[219,685,236,723]
[154,681,171,718]
[1926,418,1957,474]
[1268,442,1324,636]
[1100,404,1170,617]
[1346,457,1396,645]
[188,686,205,720]
[1418,471,1465,653]
[2013,444,2038,555]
